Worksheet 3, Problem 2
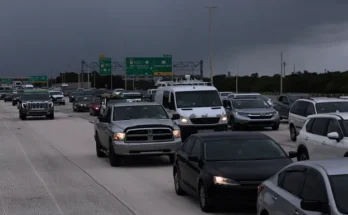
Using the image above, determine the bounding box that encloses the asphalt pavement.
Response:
[0,98,296,215]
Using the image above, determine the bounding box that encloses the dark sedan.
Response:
[173,132,296,212]
[3,93,13,102]
[73,96,93,112]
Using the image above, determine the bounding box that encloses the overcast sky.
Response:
[1,0,348,77]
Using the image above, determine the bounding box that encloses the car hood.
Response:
[22,100,49,103]
[234,107,275,114]
[76,101,90,105]
[206,159,292,182]
[111,119,175,131]
[176,107,225,118]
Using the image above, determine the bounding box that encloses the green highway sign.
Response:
[99,57,112,76]
[126,57,172,76]
[29,76,48,83]
[1,78,13,84]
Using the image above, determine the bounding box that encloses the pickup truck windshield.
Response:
[175,90,221,108]
[113,105,168,121]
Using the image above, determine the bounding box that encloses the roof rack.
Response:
[154,75,210,87]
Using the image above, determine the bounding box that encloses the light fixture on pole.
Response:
[205,6,216,86]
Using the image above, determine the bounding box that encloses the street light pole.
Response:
[205,6,216,86]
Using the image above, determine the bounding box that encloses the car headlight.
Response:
[180,117,189,124]
[235,112,248,116]
[272,111,278,115]
[49,102,54,108]
[220,115,227,122]
[113,132,125,141]
[22,103,27,108]
[173,130,181,138]
[213,176,239,186]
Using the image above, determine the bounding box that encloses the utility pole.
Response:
[205,6,216,86]
[236,68,239,93]
[280,52,283,94]
[87,66,90,88]
[81,60,84,88]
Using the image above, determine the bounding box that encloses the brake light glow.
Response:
[257,185,264,195]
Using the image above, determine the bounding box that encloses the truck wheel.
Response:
[272,123,280,130]
[20,114,26,120]
[95,134,106,158]
[47,113,54,120]
[109,142,122,167]
[168,155,175,164]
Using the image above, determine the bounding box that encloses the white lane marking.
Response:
[2,120,65,215]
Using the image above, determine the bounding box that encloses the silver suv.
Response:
[94,102,182,166]
[223,98,280,130]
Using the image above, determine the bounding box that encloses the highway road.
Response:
[0,99,295,215]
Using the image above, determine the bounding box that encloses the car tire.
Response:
[47,113,54,120]
[12,103,15,106]
[297,147,309,161]
[290,124,297,141]
[109,142,122,167]
[20,114,26,120]
[272,124,280,130]
[174,169,185,196]
[168,155,175,164]
[199,181,212,212]
[95,134,106,158]
[230,117,239,131]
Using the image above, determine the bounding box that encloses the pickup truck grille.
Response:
[125,128,173,143]
[27,102,48,109]
[190,117,220,124]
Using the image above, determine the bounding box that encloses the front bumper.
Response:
[234,115,280,127]
[111,139,181,156]
[20,109,54,116]
[76,105,89,111]
[207,184,258,206]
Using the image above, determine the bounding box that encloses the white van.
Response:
[155,85,228,141]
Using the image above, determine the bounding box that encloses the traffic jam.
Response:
[1,76,348,215]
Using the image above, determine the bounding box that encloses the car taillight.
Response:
[257,185,264,195]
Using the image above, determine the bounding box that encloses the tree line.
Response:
[53,70,348,93]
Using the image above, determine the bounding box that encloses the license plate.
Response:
[197,129,213,133]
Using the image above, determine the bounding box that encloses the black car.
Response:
[69,91,83,102]
[73,96,93,112]
[173,132,296,212]
[3,93,13,102]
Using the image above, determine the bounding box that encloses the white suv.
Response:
[296,113,348,161]
[288,97,348,141]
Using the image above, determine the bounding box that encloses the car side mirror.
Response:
[188,155,199,162]
[327,132,340,141]
[288,151,297,158]
[301,200,329,213]
[172,113,180,120]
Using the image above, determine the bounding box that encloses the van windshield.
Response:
[175,90,222,108]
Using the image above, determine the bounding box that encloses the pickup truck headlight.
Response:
[22,103,27,108]
[213,176,239,186]
[180,117,189,124]
[113,132,125,140]
[173,130,181,138]
[220,115,227,122]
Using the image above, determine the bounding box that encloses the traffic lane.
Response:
[0,103,135,214]
[8,107,254,215]
[55,100,96,123]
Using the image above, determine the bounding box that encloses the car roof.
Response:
[308,112,348,120]
[158,85,217,92]
[191,131,270,140]
[295,159,348,176]
[113,102,160,107]
[299,97,348,103]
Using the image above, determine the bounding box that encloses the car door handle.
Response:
[292,210,299,215]
[271,195,277,201]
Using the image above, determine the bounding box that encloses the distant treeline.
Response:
[53,70,348,93]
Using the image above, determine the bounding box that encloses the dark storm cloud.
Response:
[0,0,347,76]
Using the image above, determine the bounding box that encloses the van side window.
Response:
[162,91,170,108]
[168,92,175,110]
